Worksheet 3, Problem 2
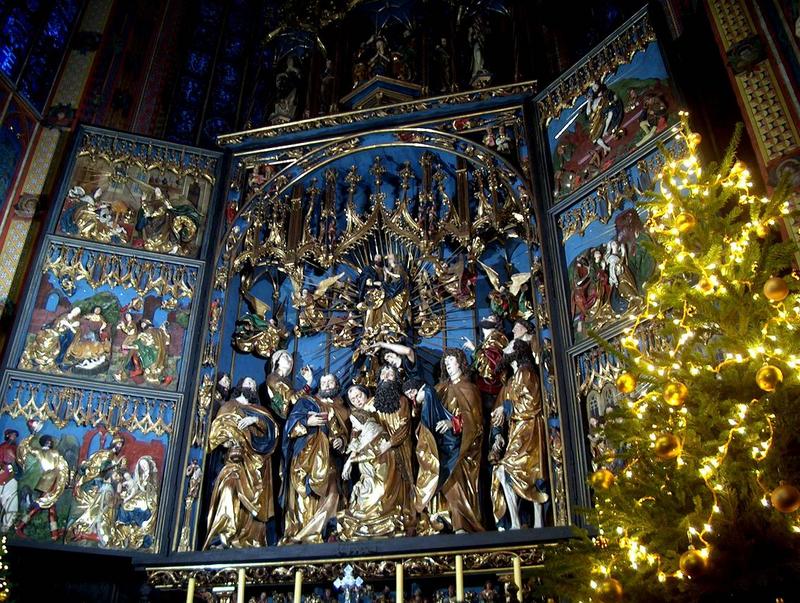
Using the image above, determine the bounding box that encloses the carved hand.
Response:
[237,416,259,430]
[307,413,328,427]
[491,406,505,427]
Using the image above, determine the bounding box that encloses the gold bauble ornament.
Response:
[663,381,688,407]
[697,278,714,293]
[615,372,637,394]
[763,277,789,302]
[590,468,615,490]
[756,365,783,392]
[770,483,800,514]
[675,213,697,233]
[596,578,623,602]
[679,549,707,578]
[755,223,770,238]
[0,592,7,602]
[654,433,682,460]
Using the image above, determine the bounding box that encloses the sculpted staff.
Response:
[204,378,278,548]
[490,340,548,529]
[281,373,350,544]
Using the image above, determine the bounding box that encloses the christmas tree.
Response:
[0,536,8,601]
[535,113,800,602]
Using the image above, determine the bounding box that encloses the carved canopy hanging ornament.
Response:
[217,128,535,306]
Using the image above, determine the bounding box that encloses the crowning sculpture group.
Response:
[204,250,549,547]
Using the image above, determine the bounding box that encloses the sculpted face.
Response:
[444,355,462,380]
[277,353,293,375]
[379,365,397,382]
[320,374,336,392]
[242,377,257,393]
[384,352,401,368]
[348,387,368,409]
[512,321,527,339]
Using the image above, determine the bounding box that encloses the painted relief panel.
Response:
[576,324,662,475]
[54,130,219,258]
[0,372,175,551]
[538,13,681,201]
[558,136,684,341]
[17,239,199,391]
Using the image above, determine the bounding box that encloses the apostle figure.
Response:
[490,339,548,529]
[403,375,458,533]
[463,314,508,407]
[338,385,404,539]
[204,377,278,548]
[369,340,417,384]
[435,349,484,532]
[372,375,416,532]
[265,350,313,419]
[281,373,350,544]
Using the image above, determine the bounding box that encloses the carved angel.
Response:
[434,255,477,309]
[291,273,345,336]
[480,261,532,320]
[233,290,287,358]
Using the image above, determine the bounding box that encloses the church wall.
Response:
[705,0,800,255]
[0,0,114,352]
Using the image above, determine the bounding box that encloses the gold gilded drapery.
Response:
[492,367,548,523]
[282,397,350,544]
[204,401,277,548]
[437,379,484,533]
